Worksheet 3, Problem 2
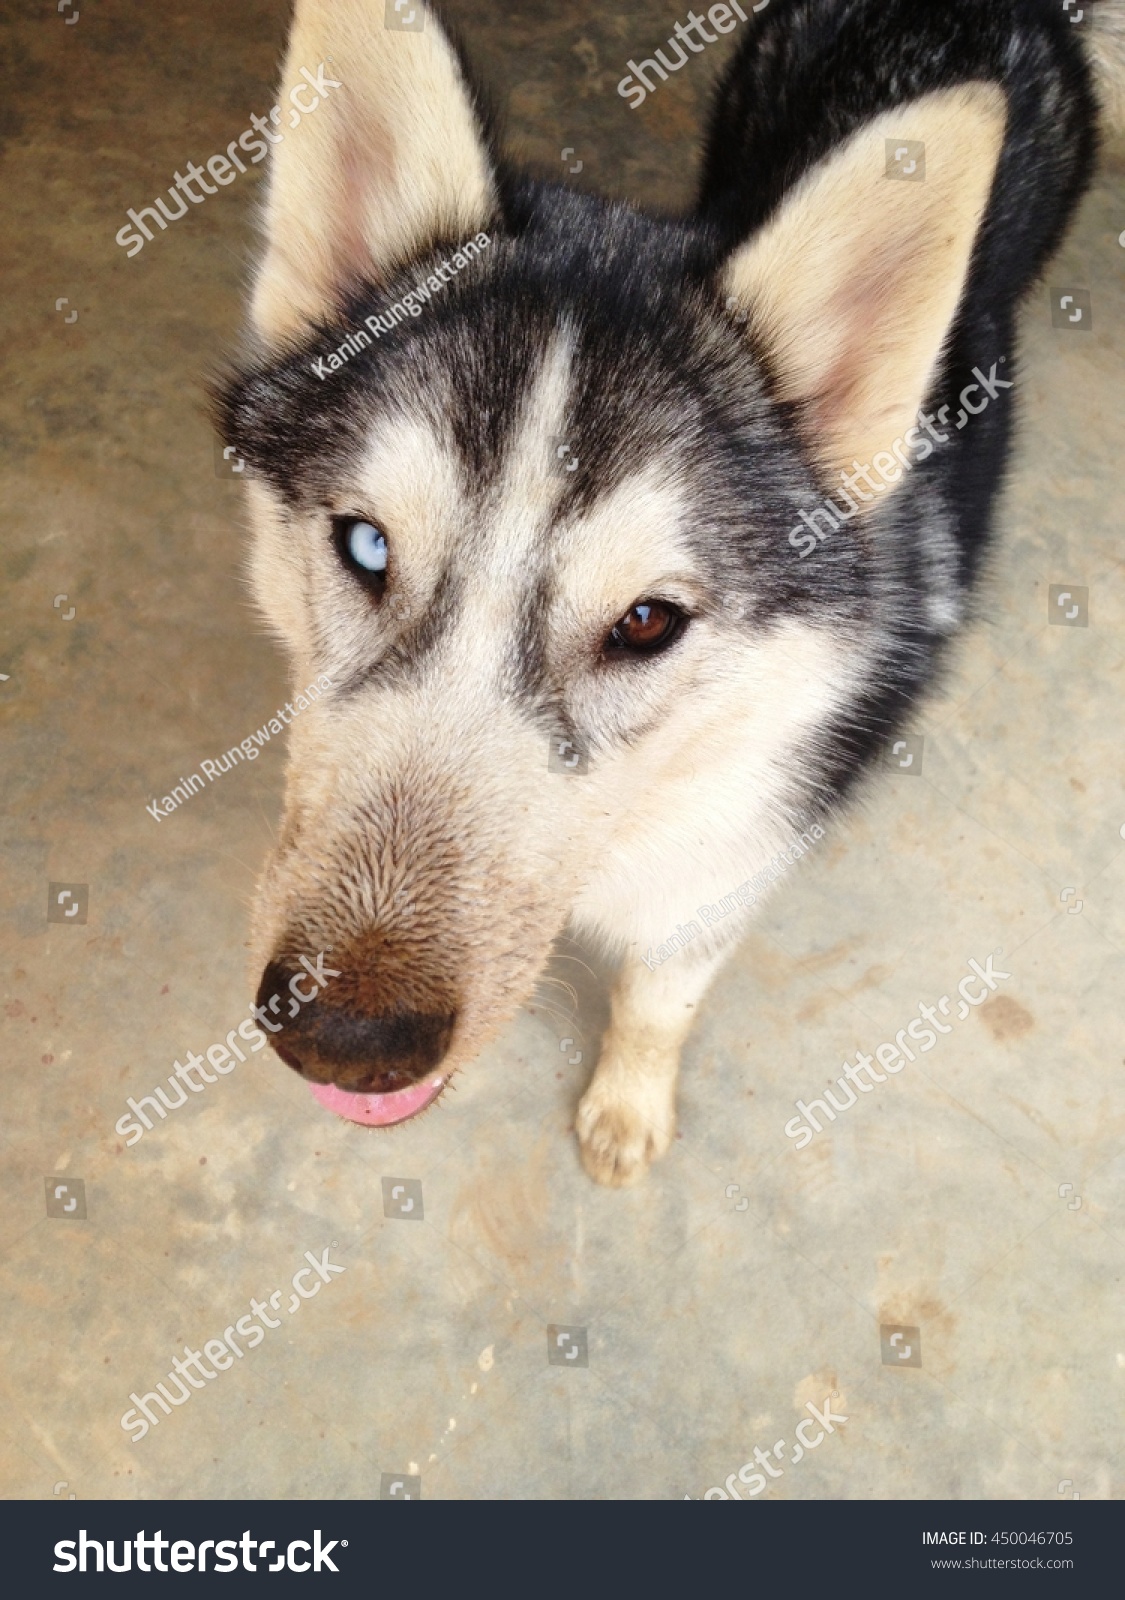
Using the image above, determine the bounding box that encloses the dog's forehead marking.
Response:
[354,331,573,582]
[552,468,698,618]
[350,330,699,687]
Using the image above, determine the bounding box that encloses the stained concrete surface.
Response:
[1,0,1123,1500]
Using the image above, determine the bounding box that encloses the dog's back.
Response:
[700,0,1099,275]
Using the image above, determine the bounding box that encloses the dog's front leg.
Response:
[576,943,732,1187]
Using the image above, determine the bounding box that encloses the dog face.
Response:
[215,0,1005,1122]
[231,258,842,1112]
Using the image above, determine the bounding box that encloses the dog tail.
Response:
[1086,0,1125,129]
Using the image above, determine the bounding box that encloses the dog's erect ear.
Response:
[721,86,1006,494]
[251,0,495,346]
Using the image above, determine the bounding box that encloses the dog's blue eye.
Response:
[345,520,387,572]
[333,516,389,591]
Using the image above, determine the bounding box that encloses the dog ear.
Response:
[251,0,496,346]
[720,86,1006,495]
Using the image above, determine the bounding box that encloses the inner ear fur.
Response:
[251,0,496,347]
[720,85,1007,494]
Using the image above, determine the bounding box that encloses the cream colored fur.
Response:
[722,87,1007,495]
[251,0,495,344]
[1090,0,1125,130]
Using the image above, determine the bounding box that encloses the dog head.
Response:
[214,0,1005,1122]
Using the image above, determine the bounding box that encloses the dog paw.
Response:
[575,1078,675,1188]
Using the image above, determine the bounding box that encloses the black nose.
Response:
[255,962,455,1093]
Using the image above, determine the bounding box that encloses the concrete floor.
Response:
[1,0,1123,1501]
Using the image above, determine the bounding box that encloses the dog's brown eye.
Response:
[604,600,686,657]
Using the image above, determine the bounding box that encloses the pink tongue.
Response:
[308,1076,444,1127]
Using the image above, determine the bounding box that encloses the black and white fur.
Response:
[215,0,1121,1184]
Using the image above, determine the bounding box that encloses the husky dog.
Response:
[215,0,1122,1185]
